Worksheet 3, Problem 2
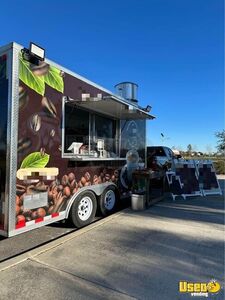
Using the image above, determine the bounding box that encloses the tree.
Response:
[187,144,192,155]
[215,130,225,153]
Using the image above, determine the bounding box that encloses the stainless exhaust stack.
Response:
[114,82,138,104]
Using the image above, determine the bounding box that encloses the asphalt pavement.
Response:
[0,192,224,300]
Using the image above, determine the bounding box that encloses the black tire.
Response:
[69,191,97,228]
[99,186,118,217]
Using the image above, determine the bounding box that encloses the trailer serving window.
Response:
[94,114,117,155]
[63,101,119,160]
[64,105,90,152]
[62,95,154,160]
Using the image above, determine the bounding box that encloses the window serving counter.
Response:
[61,95,154,161]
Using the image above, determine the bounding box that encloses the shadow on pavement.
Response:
[137,194,225,226]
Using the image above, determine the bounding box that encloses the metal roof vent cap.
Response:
[114,82,138,104]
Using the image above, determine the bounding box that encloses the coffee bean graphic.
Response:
[29,114,41,132]
[41,97,57,118]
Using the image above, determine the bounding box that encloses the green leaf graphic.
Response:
[20,152,50,169]
[44,66,64,93]
[19,55,45,96]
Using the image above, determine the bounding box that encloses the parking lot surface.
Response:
[0,193,224,300]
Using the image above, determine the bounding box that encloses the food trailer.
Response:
[0,42,154,237]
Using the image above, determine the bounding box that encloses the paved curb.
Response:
[0,210,125,272]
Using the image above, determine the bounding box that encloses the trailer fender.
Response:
[65,182,117,218]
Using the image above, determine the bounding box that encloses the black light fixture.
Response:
[21,42,45,66]
[145,105,152,112]
[29,42,45,61]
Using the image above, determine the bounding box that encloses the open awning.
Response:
[66,95,155,120]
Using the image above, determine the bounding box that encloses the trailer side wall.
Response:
[14,52,146,232]
[0,53,9,231]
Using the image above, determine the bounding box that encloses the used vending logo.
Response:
[179,279,221,297]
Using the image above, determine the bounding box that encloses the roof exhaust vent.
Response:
[114,82,138,104]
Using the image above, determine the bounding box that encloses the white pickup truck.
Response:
[147,146,181,170]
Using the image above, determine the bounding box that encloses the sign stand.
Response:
[166,161,202,200]
[197,161,222,196]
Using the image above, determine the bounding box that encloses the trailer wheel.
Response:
[99,186,118,217]
[69,191,97,228]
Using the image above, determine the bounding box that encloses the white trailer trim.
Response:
[8,212,66,237]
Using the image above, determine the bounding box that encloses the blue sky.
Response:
[0,0,223,152]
